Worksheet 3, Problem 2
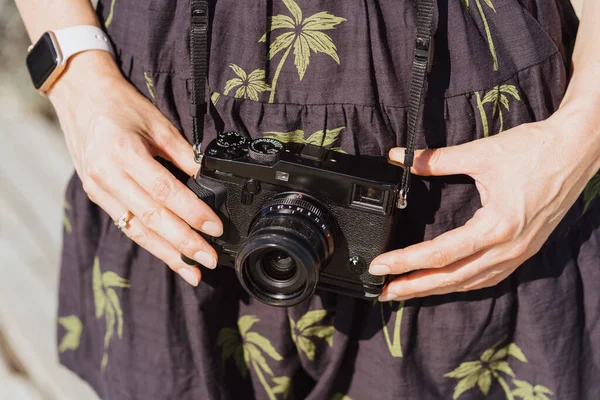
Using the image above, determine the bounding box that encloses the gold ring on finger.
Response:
[114,210,134,230]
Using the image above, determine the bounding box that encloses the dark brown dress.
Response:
[57,0,600,399]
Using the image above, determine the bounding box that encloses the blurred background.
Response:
[0,0,585,399]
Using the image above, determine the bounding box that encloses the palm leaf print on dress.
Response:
[259,0,347,103]
[104,0,117,28]
[224,64,272,101]
[144,72,156,104]
[379,300,405,358]
[63,201,72,233]
[331,393,353,400]
[58,315,83,353]
[289,309,334,361]
[583,172,600,214]
[218,315,288,400]
[444,336,553,400]
[92,257,130,371]
[264,127,346,152]
[461,0,499,71]
[512,380,553,400]
[475,84,521,137]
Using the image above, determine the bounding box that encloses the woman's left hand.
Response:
[370,106,600,302]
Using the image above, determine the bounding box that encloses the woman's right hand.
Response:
[49,51,221,287]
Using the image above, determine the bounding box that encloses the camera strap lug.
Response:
[398,0,435,209]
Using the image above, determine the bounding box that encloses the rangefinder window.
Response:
[350,184,389,214]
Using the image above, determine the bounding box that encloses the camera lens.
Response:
[263,250,297,281]
[235,193,337,307]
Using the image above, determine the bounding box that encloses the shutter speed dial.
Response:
[216,131,249,148]
[216,131,249,158]
[248,138,284,164]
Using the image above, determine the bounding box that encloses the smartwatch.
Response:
[26,26,115,94]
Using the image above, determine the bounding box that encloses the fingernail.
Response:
[378,293,398,302]
[178,267,199,286]
[201,221,223,237]
[194,251,217,269]
[369,264,391,275]
[390,148,405,161]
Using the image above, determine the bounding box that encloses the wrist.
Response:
[47,50,123,106]
[551,89,600,176]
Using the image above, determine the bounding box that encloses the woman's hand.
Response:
[49,51,222,286]
[370,103,600,302]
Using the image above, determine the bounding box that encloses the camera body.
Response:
[186,131,405,307]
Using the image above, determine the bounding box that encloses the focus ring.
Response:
[259,194,335,236]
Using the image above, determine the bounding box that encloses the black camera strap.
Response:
[188,0,435,208]
[398,0,435,208]
[189,0,209,163]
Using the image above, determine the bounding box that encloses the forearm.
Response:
[555,0,600,175]
[15,0,99,42]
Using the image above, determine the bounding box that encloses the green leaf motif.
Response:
[93,258,105,319]
[271,376,291,399]
[58,315,82,353]
[218,315,285,399]
[380,300,405,358]
[305,127,344,146]
[211,92,221,105]
[264,127,345,150]
[92,258,129,372]
[331,393,353,400]
[296,309,328,331]
[461,0,498,71]
[260,0,346,102]
[264,129,307,143]
[444,337,541,400]
[101,301,115,372]
[297,336,317,360]
[492,361,516,378]
[144,72,156,103]
[245,332,283,361]
[223,64,271,102]
[289,309,334,361]
[106,288,124,338]
[102,271,131,288]
[506,343,528,363]
[444,361,483,379]
[453,373,480,400]
[475,84,521,137]
[104,0,116,28]
[477,369,492,396]
[303,325,334,347]
[238,315,260,336]
[483,0,496,12]
[63,201,72,233]
[247,343,274,376]
[512,379,553,400]
[583,173,600,214]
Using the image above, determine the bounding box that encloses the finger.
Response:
[388,145,482,177]
[458,264,516,292]
[369,212,495,275]
[126,152,223,237]
[84,181,202,286]
[378,249,494,301]
[95,168,218,270]
[151,125,200,177]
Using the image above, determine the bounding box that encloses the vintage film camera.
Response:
[185,131,405,306]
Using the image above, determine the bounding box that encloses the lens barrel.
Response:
[235,193,336,307]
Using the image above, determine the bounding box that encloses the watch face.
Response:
[26,32,60,90]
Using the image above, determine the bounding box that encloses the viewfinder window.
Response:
[350,184,389,214]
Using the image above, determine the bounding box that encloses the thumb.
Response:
[389,145,479,177]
